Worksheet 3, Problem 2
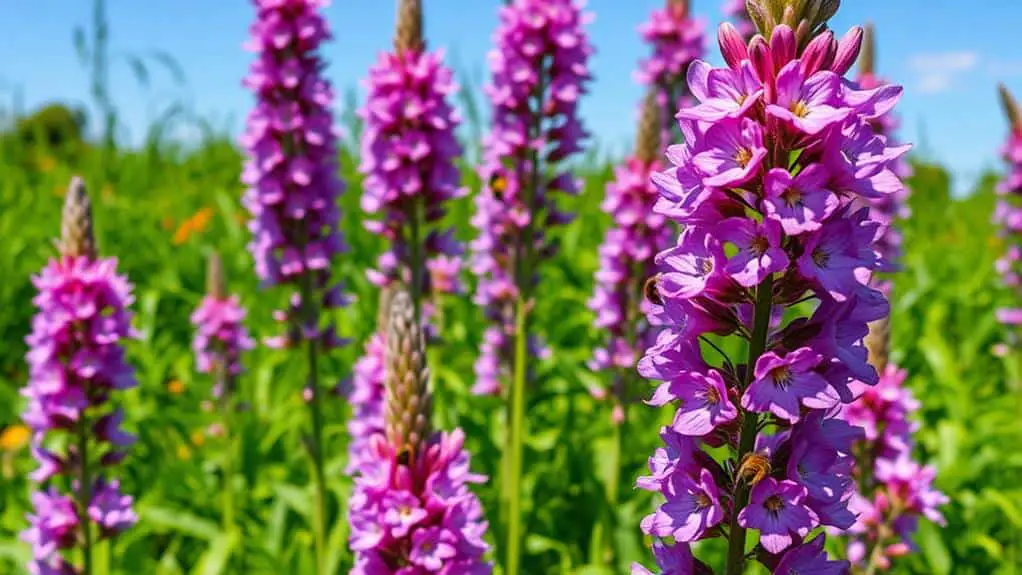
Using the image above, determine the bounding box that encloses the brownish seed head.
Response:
[383,289,431,461]
[377,284,397,334]
[59,176,96,259]
[737,451,772,485]
[206,251,226,300]
[859,22,875,76]
[864,316,890,373]
[635,88,662,165]
[998,83,1022,134]
[394,0,424,55]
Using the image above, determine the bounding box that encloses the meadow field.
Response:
[1,1,1021,574]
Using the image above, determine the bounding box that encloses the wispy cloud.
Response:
[907,51,978,94]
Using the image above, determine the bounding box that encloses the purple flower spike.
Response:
[22,177,138,573]
[192,292,254,393]
[738,478,818,554]
[349,430,493,573]
[241,0,348,348]
[359,37,465,295]
[636,15,913,573]
[637,0,706,141]
[471,0,592,395]
[994,84,1022,344]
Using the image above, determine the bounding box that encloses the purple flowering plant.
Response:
[637,0,706,146]
[631,1,916,572]
[348,290,492,575]
[994,84,1022,349]
[240,0,348,571]
[470,0,592,397]
[22,178,138,575]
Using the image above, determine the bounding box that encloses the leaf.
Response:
[916,520,951,575]
[193,531,238,575]
[140,505,220,540]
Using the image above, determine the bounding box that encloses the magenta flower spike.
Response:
[350,0,464,486]
[637,0,707,144]
[470,3,592,572]
[191,252,253,542]
[470,0,592,397]
[22,177,138,575]
[359,0,465,316]
[240,1,347,571]
[588,91,674,423]
[634,2,912,572]
[348,290,492,574]
[191,253,254,400]
[995,83,1022,335]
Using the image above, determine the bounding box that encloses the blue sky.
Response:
[2,0,1020,194]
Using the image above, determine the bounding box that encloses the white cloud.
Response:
[906,51,978,95]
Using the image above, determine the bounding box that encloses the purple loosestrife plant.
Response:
[359,0,465,319]
[348,290,492,575]
[470,2,591,572]
[637,0,706,145]
[191,252,254,543]
[838,365,948,572]
[587,91,675,566]
[470,0,592,397]
[588,91,674,421]
[994,84,1022,348]
[22,177,138,575]
[632,1,911,572]
[240,0,347,571]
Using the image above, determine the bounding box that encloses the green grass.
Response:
[0,115,1019,574]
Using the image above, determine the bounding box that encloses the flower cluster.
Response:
[637,0,705,143]
[349,430,492,574]
[722,0,755,41]
[633,16,911,572]
[349,290,492,574]
[22,180,138,574]
[241,0,347,348]
[191,292,254,398]
[838,366,948,570]
[994,84,1022,334]
[588,94,674,421]
[359,22,465,297]
[470,0,592,395]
